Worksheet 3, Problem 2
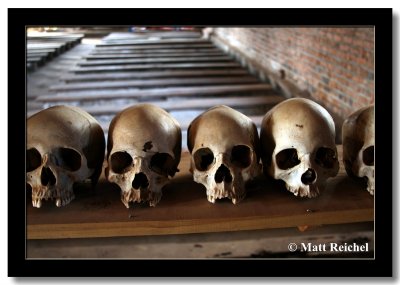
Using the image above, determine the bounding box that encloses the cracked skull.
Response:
[26,105,105,208]
[260,98,339,198]
[187,105,261,204]
[342,105,374,195]
[106,104,181,208]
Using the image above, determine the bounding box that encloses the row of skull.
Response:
[26,98,374,208]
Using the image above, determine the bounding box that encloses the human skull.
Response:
[260,98,339,198]
[342,105,374,195]
[187,105,261,204]
[26,105,105,208]
[106,104,181,208]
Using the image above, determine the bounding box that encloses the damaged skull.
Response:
[187,105,261,204]
[260,98,339,198]
[26,105,105,208]
[342,105,374,195]
[106,104,181,207]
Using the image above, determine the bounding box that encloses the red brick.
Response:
[212,27,374,118]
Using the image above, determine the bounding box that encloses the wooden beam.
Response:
[26,47,58,53]
[63,69,249,82]
[78,56,232,66]
[37,83,274,102]
[27,49,57,54]
[93,44,215,51]
[28,41,67,45]
[85,52,226,60]
[27,52,52,59]
[50,95,282,115]
[96,38,209,47]
[27,43,65,49]
[29,95,282,117]
[102,31,202,41]
[90,48,221,55]
[27,57,45,63]
[103,30,202,41]
[72,62,241,73]
[49,76,259,91]
[28,33,84,40]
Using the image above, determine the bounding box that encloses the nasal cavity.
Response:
[214,164,233,184]
[301,168,317,185]
[41,167,56,186]
[132,172,149,190]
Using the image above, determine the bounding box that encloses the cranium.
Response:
[260,98,339,198]
[342,105,374,195]
[187,105,261,204]
[26,105,105,208]
[106,104,181,207]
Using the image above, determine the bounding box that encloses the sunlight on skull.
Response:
[26,105,105,208]
[187,105,261,204]
[106,104,181,208]
[260,98,339,198]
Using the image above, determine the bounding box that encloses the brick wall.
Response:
[209,27,374,119]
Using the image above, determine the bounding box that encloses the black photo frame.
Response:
[8,8,393,277]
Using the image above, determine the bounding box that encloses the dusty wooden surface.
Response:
[72,62,242,73]
[62,69,249,82]
[27,222,374,258]
[96,38,209,46]
[92,43,216,51]
[48,76,260,91]
[27,30,286,154]
[84,51,225,59]
[35,84,275,102]
[27,146,374,240]
[77,55,233,66]
[27,32,84,71]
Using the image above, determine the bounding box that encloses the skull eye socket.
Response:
[276,148,300,170]
[315,147,336,168]
[110,151,133,174]
[231,145,252,168]
[55,147,82,171]
[363,146,374,166]
[150,153,175,176]
[193,148,214,171]
[27,148,42,172]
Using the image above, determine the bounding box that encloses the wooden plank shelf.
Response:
[27,146,374,240]
[84,52,226,59]
[28,33,84,42]
[96,38,209,46]
[29,94,282,117]
[35,84,276,102]
[26,32,84,71]
[27,42,66,49]
[94,44,216,51]
[62,69,249,82]
[27,52,53,60]
[90,48,221,54]
[48,76,260,91]
[78,56,233,66]
[28,49,57,55]
[72,62,241,73]
[101,31,202,40]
